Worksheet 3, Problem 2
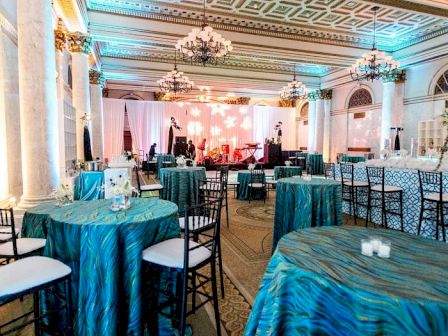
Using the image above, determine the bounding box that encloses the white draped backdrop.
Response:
[103,98,297,160]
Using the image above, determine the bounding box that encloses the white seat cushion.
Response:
[227,181,240,186]
[0,227,19,235]
[179,216,215,231]
[248,183,264,188]
[370,185,403,192]
[266,180,277,185]
[0,238,46,256]
[0,233,13,241]
[0,256,71,298]
[199,184,221,191]
[141,183,163,191]
[424,192,448,202]
[343,181,369,187]
[142,238,211,269]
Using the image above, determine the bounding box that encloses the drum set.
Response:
[204,143,261,164]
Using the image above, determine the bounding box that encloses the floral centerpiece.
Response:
[176,155,187,168]
[52,184,74,207]
[285,160,292,166]
[108,175,138,210]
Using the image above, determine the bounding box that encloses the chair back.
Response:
[324,163,335,180]
[418,170,443,200]
[340,163,354,184]
[133,165,142,194]
[198,179,225,203]
[216,165,229,185]
[277,167,285,180]
[366,166,385,190]
[0,207,18,259]
[250,168,265,185]
[183,199,222,266]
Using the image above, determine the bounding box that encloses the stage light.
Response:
[191,107,201,117]
[187,121,204,136]
[211,126,222,136]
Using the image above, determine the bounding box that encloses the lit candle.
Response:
[370,237,382,253]
[361,239,373,256]
[378,241,391,258]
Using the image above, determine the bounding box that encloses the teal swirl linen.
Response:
[273,177,342,251]
[237,171,266,200]
[246,226,448,336]
[274,166,302,179]
[341,154,366,163]
[21,198,180,336]
[307,153,324,174]
[156,155,175,176]
[73,171,105,200]
[159,167,206,214]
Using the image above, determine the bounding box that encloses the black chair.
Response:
[340,163,369,225]
[134,165,163,198]
[142,200,222,336]
[201,166,230,228]
[0,208,46,264]
[418,170,448,241]
[365,167,404,231]
[266,167,285,199]
[324,163,336,180]
[248,168,266,203]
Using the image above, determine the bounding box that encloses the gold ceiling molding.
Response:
[278,99,297,108]
[89,69,105,88]
[54,0,87,32]
[220,97,251,105]
[54,19,67,52]
[67,31,92,54]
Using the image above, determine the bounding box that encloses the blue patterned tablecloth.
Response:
[307,153,324,174]
[21,198,180,336]
[273,177,342,251]
[335,164,448,238]
[237,171,266,200]
[341,155,366,163]
[246,226,448,336]
[73,171,104,200]
[274,166,302,180]
[156,154,175,176]
[159,167,206,214]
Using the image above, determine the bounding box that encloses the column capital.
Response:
[308,89,332,101]
[67,31,92,54]
[382,70,406,83]
[89,69,105,88]
[54,19,67,52]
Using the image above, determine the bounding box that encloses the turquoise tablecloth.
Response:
[307,153,324,174]
[156,155,175,176]
[342,155,366,163]
[246,226,448,336]
[159,167,206,214]
[237,171,266,200]
[73,171,104,200]
[273,177,342,251]
[21,198,180,336]
[274,166,302,179]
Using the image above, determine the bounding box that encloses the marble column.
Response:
[307,97,317,153]
[89,69,105,160]
[68,32,92,161]
[314,98,325,154]
[0,13,21,200]
[55,19,67,180]
[322,90,333,162]
[380,75,405,150]
[17,0,60,207]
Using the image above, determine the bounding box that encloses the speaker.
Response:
[173,143,188,157]
[175,136,187,144]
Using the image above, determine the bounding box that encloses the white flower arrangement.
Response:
[248,163,256,171]
[285,161,292,166]
[52,184,74,206]
[108,175,137,197]
[380,149,391,160]
[176,155,187,168]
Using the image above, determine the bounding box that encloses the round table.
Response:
[237,171,266,200]
[21,198,180,336]
[156,154,175,176]
[273,177,342,251]
[159,167,206,214]
[274,166,302,179]
[246,226,448,336]
[342,154,366,163]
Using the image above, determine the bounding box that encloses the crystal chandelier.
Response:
[157,52,194,95]
[280,64,307,100]
[175,0,233,66]
[349,6,401,82]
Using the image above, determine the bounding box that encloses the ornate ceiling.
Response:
[74,0,448,97]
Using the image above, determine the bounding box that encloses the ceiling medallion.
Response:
[349,7,403,82]
[175,0,233,66]
[280,64,307,100]
[157,52,193,95]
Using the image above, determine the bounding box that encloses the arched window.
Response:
[348,88,373,108]
[300,102,309,117]
[434,70,448,95]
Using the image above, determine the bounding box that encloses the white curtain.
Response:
[103,98,125,160]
